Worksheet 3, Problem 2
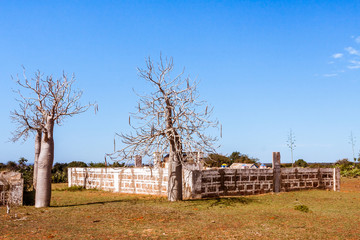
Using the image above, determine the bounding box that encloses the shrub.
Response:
[341,168,360,178]
[51,162,68,183]
[294,159,308,168]
[52,170,67,183]
[335,159,360,178]
[5,158,34,191]
[294,204,310,213]
[20,164,34,191]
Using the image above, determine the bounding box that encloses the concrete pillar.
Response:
[135,155,142,167]
[272,152,281,193]
[333,168,340,191]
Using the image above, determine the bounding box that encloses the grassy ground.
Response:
[1,178,360,240]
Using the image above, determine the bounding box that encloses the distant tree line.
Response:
[0,158,125,191]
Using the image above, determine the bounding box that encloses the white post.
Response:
[68,168,72,187]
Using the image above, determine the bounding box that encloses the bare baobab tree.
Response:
[106,56,219,201]
[11,70,96,208]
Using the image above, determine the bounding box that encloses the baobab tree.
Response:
[106,56,219,201]
[11,70,95,208]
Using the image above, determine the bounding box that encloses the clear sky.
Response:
[1,0,360,164]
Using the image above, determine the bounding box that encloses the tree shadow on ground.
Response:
[51,199,134,208]
[184,196,254,208]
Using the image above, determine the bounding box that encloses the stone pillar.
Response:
[272,152,281,193]
[135,155,142,167]
[153,152,162,168]
[333,168,340,191]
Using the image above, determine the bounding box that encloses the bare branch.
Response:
[11,70,96,141]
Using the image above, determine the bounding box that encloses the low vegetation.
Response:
[294,204,310,213]
[1,178,359,239]
[335,159,360,178]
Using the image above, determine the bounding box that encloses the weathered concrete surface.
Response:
[68,167,168,196]
[0,171,24,206]
[192,168,274,198]
[188,167,339,199]
[69,167,340,199]
[281,168,340,192]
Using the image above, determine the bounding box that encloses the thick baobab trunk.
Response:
[35,118,54,208]
[33,130,41,190]
[167,147,183,201]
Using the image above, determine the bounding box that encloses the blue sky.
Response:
[1,0,360,164]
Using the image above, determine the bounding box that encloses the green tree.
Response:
[229,151,241,162]
[51,163,68,183]
[6,161,19,171]
[205,154,230,167]
[229,151,259,164]
[294,159,308,168]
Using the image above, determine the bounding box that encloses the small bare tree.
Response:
[349,131,356,162]
[106,56,218,201]
[287,129,296,167]
[11,70,96,208]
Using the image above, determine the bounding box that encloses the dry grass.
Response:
[1,178,360,240]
